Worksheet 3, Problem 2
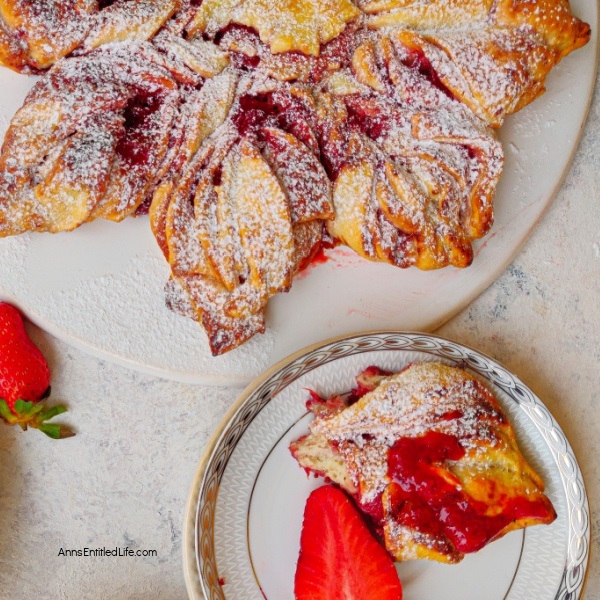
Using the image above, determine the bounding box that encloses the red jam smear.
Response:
[298,232,339,274]
[116,93,163,167]
[345,96,392,141]
[134,198,151,216]
[401,48,454,99]
[308,24,357,84]
[224,24,357,85]
[295,238,326,276]
[309,245,330,266]
[359,494,386,527]
[232,91,318,152]
[386,431,551,553]
[232,93,277,137]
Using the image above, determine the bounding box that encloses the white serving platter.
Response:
[0,2,597,385]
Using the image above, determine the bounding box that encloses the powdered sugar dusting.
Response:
[0,0,182,70]
[312,363,508,501]
[190,0,360,56]
[323,31,504,269]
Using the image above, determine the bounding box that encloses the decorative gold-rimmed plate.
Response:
[182,332,589,600]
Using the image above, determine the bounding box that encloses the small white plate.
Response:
[183,332,589,600]
[0,0,597,385]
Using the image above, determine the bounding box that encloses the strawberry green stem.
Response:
[0,398,75,439]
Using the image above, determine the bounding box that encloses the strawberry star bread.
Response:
[0,0,590,353]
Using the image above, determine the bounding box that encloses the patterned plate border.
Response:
[182,332,590,600]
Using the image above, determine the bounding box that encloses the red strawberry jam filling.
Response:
[232,93,279,137]
[346,99,391,142]
[232,91,318,152]
[115,92,165,167]
[400,48,454,98]
[223,23,358,84]
[380,431,553,553]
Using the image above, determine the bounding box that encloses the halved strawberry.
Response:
[295,486,402,600]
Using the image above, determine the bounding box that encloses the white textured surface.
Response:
[0,54,599,600]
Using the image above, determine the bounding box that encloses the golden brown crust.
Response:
[0,0,183,73]
[494,0,591,59]
[187,0,361,56]
[0,43,185,236]
[321,35,503,270]
[0,0,94,72]
[361,0,494,28]
[147,72,332,354]
[364,0,591,127]
[395,28,558,127]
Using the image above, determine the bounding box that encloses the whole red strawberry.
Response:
[0,303,73,439]
[295,486,402,600]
